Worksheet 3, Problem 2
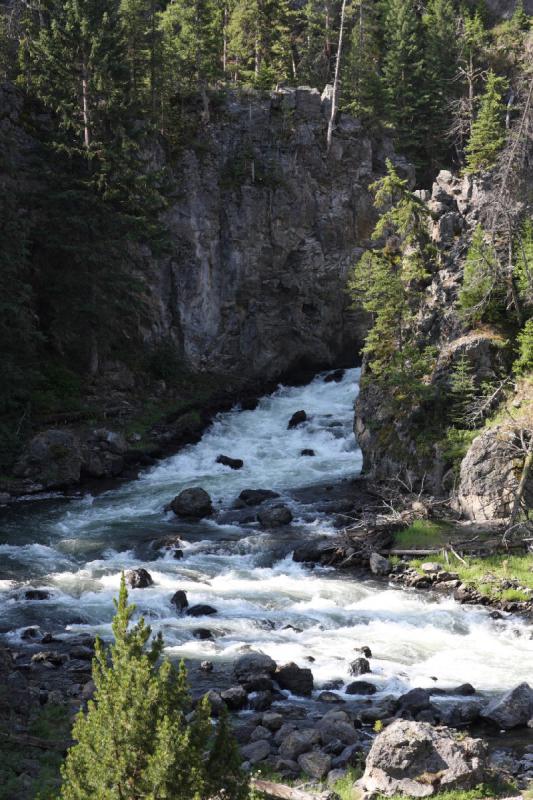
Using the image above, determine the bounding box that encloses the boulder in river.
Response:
[349,657,370,676]
[275,662,314,696]
[216,454,244,470]
[125,568,154,589]
[257,504,293,528]
[369,552,392,575]
[397,687,432,717]
[193,629,213,640]
[360,719,488,797]
[238,489,280,506]
[300,449,315,456]
[345,681,376,696]
[324,369,345,383]
[169,488,213,518]
[24,589,50,601]
[298,751,332,780]
[279,729,321,760]
[233,652,277,683]
[186,604,217,617]
[288,410,307,429]
[221,686,247,710]
[481,682,533,729]
[171,590,189,612]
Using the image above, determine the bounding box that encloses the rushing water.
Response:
[1,368,532,700]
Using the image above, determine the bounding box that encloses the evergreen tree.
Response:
[120,0,162,115]
[350,160,435,400]
[464,69,508,173]
[450,354,477,426]
[381,0,427,166]
[422,0,458,169]
[341,0,384,119]
[450,7,488,158]
[60,575,249,800]
[515,217,533,309]
[226,0,293,87]
[514,317,533,375]
[459,224,500,321]
[298,0,336,89]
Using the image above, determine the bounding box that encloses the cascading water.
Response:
[1,368,532,700]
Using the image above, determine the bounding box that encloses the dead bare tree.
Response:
[326,0,348,152]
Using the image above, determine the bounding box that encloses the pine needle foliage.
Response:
[458,225,501,321]
[60,574,249,800]
[465,69,508,174]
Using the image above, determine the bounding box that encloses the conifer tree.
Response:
[341,0,384,119]
[60,574,249,800]
[120,0,162,115]
[465,69,508,173]
[423,0,458,169]
[515,218,533,309]
[298,0,336,88]
[350,160,435,400]
[450,354,477,427]
[449,8,488,157]
[381,0,427,166]
[226,0,293,87]
[459,224,500,320]
[514,317,533,375]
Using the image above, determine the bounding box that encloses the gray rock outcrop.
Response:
[169,487,213,518]
[360,719,488,797]
[481,682,533,729]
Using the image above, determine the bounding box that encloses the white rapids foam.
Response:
[1,367,532,698]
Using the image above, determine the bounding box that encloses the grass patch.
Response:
[378,786,508,800]
[331,766,364,800]
[393,519,454,549]
[406,552,533,601]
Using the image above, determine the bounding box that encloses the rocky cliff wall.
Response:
[153,88,405,381]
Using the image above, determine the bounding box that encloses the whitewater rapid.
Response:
[1,368,532,699]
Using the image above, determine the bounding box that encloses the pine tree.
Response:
[514,317,533,375]
[120,0,162,115]
[515,218,533,309]
[422,0,458,170]
[450,354,477,427]
[298,0,336,89]
[350,160,435,400]
[459,225,500,321]
[465,69,508,173]
[449,8,488,158]
[226,0,293,87]
[341,0,384,119]
[60,574,249,800]
[381,0,427,167]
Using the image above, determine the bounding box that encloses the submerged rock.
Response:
[24,589,50,601]
[170,590,188,611]
[216,454,244,470]
[345,681,376,696]
[238,489,280,506]
[169,487,213,518]
[257,504,293,528]
[360,719,488,797]
[186,604,217,617]
[288,410,307,429]
[125,568,153,589]
[275,662,314,696]
[349,657,371,676]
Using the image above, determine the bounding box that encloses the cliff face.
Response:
[152,89,404,380]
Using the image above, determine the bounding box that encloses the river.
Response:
[1,368,532,700]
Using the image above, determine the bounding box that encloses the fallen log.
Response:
[251,779,334,800]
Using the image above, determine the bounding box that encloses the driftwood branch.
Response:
[252,780,333,800]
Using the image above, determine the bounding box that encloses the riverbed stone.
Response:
[186,604,217,617]
[349,657,370,676]
[221,686,247,710]
[369,552,392,575]
[318,691,345,704]
[360,719,488,797]
[171,590,189,611]
[318,718,359,747]
[24,589,50,601]
[170,487,213,518]
[14,429,83,488]
[275,662,314,696]
[125,568,153,589]
[262,711,284,731]
[279,729,321,760]
[397,688,432,717]
[257,504,293,528]
[241,739,271,764]
[345,680,376,696]
[216,454,244,470]
[250,725,272,741]
[238,489,280,506]
[298,751,332,780]
[288,410,307,429]
[234,653,277,683]
[481,682,533,729]
[248,690,273,711]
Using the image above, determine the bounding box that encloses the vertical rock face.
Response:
[155,88,406,380]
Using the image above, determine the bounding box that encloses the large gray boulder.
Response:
[454,426,533,521]
[279,729,321,761]
[169,488,213,518]
[275,662,314,696]
[14,429,82,488]
[360,719,488,797]
[233,652,277,683]
[481,683,533,729]
[257,504,293,528]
